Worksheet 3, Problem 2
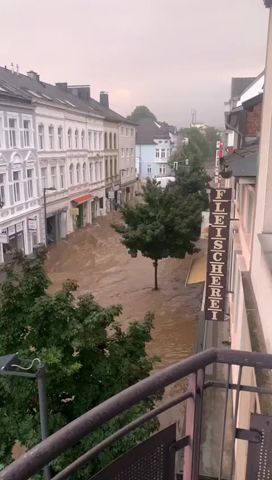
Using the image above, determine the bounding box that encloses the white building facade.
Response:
[119,123,137,203]
[0,87,41,262]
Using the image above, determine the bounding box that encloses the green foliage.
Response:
[171,127,220,170]
[0,250,159,478]
[127,106,157,123]
[113,175,209,289]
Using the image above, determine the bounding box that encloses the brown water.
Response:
[47,214,202,371]
[46,214,203,428]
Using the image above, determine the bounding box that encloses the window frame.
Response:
[38,124,45,150]
[49,125,55,150]
[13,170,21,203]
[58,126,63,150]
[26,168,34,199]
[8,116,18,148]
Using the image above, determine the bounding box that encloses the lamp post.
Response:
[43,187,56,246]
[0,354,50,480]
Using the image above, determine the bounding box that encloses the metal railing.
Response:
[1,348,272,480]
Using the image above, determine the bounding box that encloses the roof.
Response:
[223,144,258,178]
[231,77,255,100]
[0,66,102,117]
[87,96,136,125]
[136,118,175,145]
[237,72,264,107]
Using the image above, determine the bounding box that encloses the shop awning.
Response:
[72,194,93,205]
[186,254,207,285]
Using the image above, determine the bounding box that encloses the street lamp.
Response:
[43,187,56,246]
[0,353,50,480]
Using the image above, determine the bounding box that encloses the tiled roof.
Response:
[0,66,102,117]
[136,118,174,145]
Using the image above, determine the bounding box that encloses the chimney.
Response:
[100,91,109,108]
[68,85,90,101]
[55,82,68,91]
[27,70,40,81]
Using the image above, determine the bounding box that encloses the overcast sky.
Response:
[0,0,269,127]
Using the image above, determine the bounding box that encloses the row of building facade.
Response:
[0,67,137,262]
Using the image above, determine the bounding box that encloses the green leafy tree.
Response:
[127,106,157,123]
[113,178,208,290]
[173,127,220,170]
[0,249,159,478]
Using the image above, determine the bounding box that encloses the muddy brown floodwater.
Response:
[46,214,203,426]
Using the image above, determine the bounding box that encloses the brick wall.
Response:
[245,103,262,137]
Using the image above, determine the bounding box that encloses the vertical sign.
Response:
[204,188,232,321]
[214,140,223,186]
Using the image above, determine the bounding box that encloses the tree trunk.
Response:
[153,259,159,290]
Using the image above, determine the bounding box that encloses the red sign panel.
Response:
[204,188,232,321]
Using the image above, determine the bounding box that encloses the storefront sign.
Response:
[0,232,8,244]
[108,190,114,200]
[28,218,37,231]
[204,188,232,321]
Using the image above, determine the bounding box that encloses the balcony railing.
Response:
[1,348,272,480]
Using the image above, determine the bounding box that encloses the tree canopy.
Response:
[127,106,157,123]
[113,174,209,290]
[172,126,220,170]
[0,249,159,478]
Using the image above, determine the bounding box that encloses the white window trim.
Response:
[7,113,20,149]
[22,114,34,148]
[0,112,5,149]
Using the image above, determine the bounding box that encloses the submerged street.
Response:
[46,214,203,373]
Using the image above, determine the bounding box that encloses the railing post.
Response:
[183,369,204,480]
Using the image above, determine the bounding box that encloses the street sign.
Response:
[28,218,37,231]
[0,232,8,244]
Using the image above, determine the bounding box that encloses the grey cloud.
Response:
[0,0,268,127]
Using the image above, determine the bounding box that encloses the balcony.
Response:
[1,348,272,480]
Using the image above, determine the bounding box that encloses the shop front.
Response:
[0,214,40,263]
[71,194,93,230]
[46,209,67,244]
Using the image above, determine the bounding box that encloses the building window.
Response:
[68,128,72,149]
[82,162,87,182]
[88,130,92,150]
[155,149,160,158]
[110,157,113,177]
[121,127,124,135]
[81,130,85,149]
[114,157,117,175]
[38,124,44,150]
[109,133,112,150]
[27,169,33,198]
[94,132,97,150]
[159,165,166,174]
[0,173,5,204]
[105,157,108,178]
[126,128,129,136]
[51,166,57,189]
[76,163,81,183]
[121,148,125,157]
[89,162,93,182]
[173,161,178,170]
[131,128,134,136]
[104,132,108,149]
[49,125,54,150]
[95,162,99,181]
[130,148,134,157]
[100,161,103,180]
[126,148,129,157]
[147,165,152,175]
[161,149,166,158]
[23,119,31,147]
[69,164,74,185]
[59,165,65,189]
[99,132,103,150]
[75,130,79,149]
[113,133,117,149]
[58,127,63,149]
[41,167,47,189]
[9,118,17,148]
[13,171,21,202]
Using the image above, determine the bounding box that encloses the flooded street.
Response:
[46,214,203,372]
